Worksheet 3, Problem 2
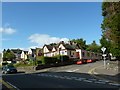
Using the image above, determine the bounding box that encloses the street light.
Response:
[101,47,106,68]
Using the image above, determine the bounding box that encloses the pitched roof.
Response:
[11,49,22,54]
[64,44,75,50]
[31,49,36,54]
[24,51,28,54]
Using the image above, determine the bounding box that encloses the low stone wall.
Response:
[106,60,120,73]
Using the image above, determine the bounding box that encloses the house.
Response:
[11,49,27,60]
[43,41,102,60]
[28,48,43,60]
[43,41,82,59]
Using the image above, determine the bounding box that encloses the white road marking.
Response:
[74,78,82,81]
[66,70,73,72]
[83,80,93,83]
[59,76,65,79]
[94,81,107,84]
[71,77,78,79]
[108,83,120,86]
[98,80,109,83]
[88,79,97,81]
[6,81,20,90]
[66,77,73,80]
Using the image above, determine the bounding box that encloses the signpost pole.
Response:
[101,47,106,68]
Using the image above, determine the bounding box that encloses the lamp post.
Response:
[101,47,106,68]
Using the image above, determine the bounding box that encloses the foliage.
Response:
[101,2,120,59]
[71,38,87,50]
[36,55,69,65]
[25,58,30,61]
[3,49,16,61]
[86,41,101,52]
[100,36,111,53]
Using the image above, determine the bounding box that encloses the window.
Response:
[82,52,85,57]
[70,51,71,55]
[87,52,90,57]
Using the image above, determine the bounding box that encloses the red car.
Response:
[77,59,87,64]
[77,60,83,64]
[87,59,96,63]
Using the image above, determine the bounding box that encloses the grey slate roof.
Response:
[11,49,22,54]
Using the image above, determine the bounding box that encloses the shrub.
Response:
[13,63,21,67]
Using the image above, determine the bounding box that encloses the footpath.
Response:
[91,65,120,84]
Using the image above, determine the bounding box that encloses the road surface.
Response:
[2,61,119,89]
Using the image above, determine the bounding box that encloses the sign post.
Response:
[101,47,106,68]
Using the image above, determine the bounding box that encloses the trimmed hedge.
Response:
[36,55,69,65]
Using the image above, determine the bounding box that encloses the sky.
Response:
[1,2,103,52]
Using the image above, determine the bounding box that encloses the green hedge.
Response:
[36,55,69,65]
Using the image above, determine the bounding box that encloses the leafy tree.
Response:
[101,2,120,59]
[3,49,16,61]
[86,40,101,52]
[71,38,87,49]
[100,36,111,53]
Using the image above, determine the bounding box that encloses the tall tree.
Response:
[3,49,16,61]
[100,36,111,54]
[71,38,87,49]
[101,2,120,59]
[86,40,101,52]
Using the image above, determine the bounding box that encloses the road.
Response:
[2,61,119,89]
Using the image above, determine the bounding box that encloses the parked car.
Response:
[87,59,96,63]
[2,65,17,74]
[77,59,87,64]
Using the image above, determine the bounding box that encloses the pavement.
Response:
[91,65,120,84]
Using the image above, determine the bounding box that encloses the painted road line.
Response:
[6,81,20,90]
[71,77,78,79]
[88,79,97,81]
[83,80,93,83]
[66,70,73,72]
[59,76,65,79]
[94,81,107,84]
[98,80,110,82]
[108,83,120,86]
[66,77,73,80]
[0,80,13,89]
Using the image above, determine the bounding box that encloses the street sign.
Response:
[102,54,107,57]
[101,47,106,53]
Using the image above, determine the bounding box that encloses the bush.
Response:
[13,63,21,67]
[25,59,30,61]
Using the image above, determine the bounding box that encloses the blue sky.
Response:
[1,2,103,51]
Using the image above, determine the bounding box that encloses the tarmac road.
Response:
[2,61,119,89]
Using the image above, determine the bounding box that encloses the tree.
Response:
[86,40,101,52]
[71,38,87,49]
[3,49,16,61]
[100,36,111,54]
[101,2,120,59]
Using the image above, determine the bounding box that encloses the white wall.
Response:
[67,50,76,58]
[28,49,32,54]
[58,44,65,50]
[43,46,49,53]
[21,51,25,59]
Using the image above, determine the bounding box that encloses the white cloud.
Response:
[28,34,69,47]
[0,27,16,34]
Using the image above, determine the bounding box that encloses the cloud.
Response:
[0,27,16,34]
[28,34,69,47]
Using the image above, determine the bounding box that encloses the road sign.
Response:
[101,47,106,53]
[102,54,107,57]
